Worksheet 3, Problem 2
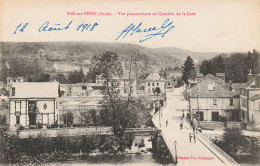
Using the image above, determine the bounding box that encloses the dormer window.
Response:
[208,84,214,91]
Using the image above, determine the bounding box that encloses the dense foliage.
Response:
[213,128,258,155]
[199,50,259,82]
[0,130,134,165]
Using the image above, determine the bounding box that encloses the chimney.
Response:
[216,73,225,81]
[195,73,203,82]
[247,69,254,81]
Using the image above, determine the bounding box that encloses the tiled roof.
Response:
[189,74,239,98]
[10,82,59,98]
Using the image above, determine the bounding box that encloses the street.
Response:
[158,88,226,166]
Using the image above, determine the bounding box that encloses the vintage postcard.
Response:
[0,0,260,165]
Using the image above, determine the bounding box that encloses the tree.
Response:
[78,67,85,82]
[182,56,196,85]
[35,73,50,82]
[67,70,82,83]
[214,55,225,73]
[63,111,74,127]
[215,128,252,154]
[154,87,161,95]
[199,59,216,76]
[55,73,67,83]
[90,51,123,137]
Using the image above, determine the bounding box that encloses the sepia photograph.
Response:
[0,0,260,165]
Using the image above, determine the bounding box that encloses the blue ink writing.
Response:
[14,23,29,34]
[39,20,73,32]
[116,18,174,42]
[76,22,99,32]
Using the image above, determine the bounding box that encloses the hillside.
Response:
[0,42,220,74]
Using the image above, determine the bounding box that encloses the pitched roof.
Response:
[239,77,255,89]
[146,73,165,81]
[10,82,59,98]
[231,83,243,92]
[190,74,239,98]
[250,94,260,101]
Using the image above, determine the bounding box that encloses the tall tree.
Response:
[91,51,124,137]
[214,55,225,73]
[182,56,196,85]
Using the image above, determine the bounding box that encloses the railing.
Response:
[197,132,239,165]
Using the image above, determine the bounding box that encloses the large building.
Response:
[9,82,61,128]
[144,73,166,95]
[239,74,260,123]
[188,74,240,122]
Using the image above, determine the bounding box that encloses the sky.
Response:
[0,0,260,53]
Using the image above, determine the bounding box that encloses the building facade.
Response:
[144,73,166,95]
[239,74,260,123]
[188,74,240,122]
[9,82,60,128]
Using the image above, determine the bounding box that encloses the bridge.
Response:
[152,88,239,166]
[125,128,157,136]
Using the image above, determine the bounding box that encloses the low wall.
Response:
[7,126,113,138]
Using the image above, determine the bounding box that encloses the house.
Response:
[165,80,176,92]
[144,73,166,95]
[239,73,260,123]
[63,83,106,97]
[9,82,61,128]
[249,94,260,127]
[188,74,240,122]
[95,74,137,96]
[6,76,24,85]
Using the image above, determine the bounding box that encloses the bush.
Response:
[63,112,74,127]
[215,128,253,154]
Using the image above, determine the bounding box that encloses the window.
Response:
[82,86,87,90]
[230,98,233,106]
[152,83,155,86]
[157,82,159,86]
[208,84,214,91]
[241,98,247,107]
[56,101,58,109]
[148,83,150,86]
[16,116,20,124]
[15,101,21,115]
[11,87,15,96]
[213,98,217,105]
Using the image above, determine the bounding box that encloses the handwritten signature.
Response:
[116,18,174,42]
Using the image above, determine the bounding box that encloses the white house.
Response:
[188,74,240,122]
[239,74,260,123]
[144,73,166,95]
[9,82,60,128]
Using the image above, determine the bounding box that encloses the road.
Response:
[157,88,226,166]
